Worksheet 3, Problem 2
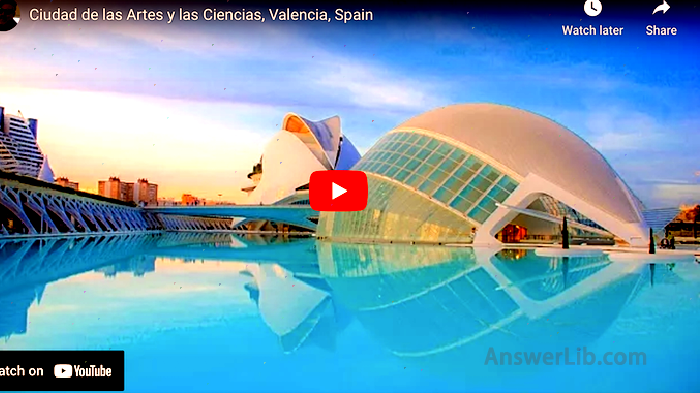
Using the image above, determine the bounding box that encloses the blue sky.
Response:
[0,10,698,205]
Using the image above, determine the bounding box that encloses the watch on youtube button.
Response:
[309,171,368,212]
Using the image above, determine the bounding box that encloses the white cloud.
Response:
[313,59,440,111]
[582,109,668,152]
[589,131,660,152]
[2,21,444,113]
[651,183,700,206]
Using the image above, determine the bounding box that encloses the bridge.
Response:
[146,205,318,231]
[0,172,313,238]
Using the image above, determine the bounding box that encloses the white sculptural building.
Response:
[318,103,671,247]
[237,113,361,231]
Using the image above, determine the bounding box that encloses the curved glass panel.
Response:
[318,175,472,243]
[318,131,523,242]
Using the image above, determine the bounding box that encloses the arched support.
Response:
[474,173,648,247]
[0,179,268,237]
[46,197,77,232]
[111,208,129,231]
[118,209,134,231]
[76,201,103,232]
[0,185,38,234]
[24,192,60,234]
[92,206,116,232]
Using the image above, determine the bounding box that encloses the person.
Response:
[669,233,676,249]
[0,0,18,32]
[660,237,670,249]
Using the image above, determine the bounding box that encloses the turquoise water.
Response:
[1,233,699,393]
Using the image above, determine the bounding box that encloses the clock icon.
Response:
[584,0,602,16]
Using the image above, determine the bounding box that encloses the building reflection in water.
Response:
[0,232,678,358]
[0,234,163,342]
[0,233,341,350]
[241,263,351,354]
[95,256,156,277]
[0,285,45,342]
[315,242,651,368]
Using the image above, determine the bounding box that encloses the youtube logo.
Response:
[309,170,368,211]
[54,364,72,378]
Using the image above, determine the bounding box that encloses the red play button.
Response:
[309,171,368,211]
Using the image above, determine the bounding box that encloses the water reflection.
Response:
[0,233,314,294]
[241,264,351,353]
[0,234,164,294]
[316,243,649,364]
[1,285,44,341]
[0,233,687,363]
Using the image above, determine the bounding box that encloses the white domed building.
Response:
[317,104,654,247]
[238,113,361,231]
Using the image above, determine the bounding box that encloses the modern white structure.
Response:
[38,155,55,183]
[245,113,361,206]
[235,113,361,231]
[0,107,53,180]
[318,103,656,247]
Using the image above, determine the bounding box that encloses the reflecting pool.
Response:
[1,233,699,392]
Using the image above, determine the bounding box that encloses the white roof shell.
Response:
[396,104,644,225]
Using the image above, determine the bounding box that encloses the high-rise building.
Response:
[56,177,79,191]
[0,107,52,179]
[98,177,133,202]
[133,178,158,205]
[98,177,157,204]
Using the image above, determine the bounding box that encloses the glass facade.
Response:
[317,131,520,243]
[538,195,611,237]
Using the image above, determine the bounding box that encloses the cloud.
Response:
[93,22,287,58]
[541,104,699,207]
[641,179,698,185]
[589,130,662,152]
[508,63,634,93]
[2,20,445,114]
[651,183,700,206]
[312,57,442,111]
[550,107,688,153]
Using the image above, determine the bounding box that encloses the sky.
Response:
[0,2,698,206]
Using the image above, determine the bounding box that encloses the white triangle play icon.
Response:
[332,182,347,200]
